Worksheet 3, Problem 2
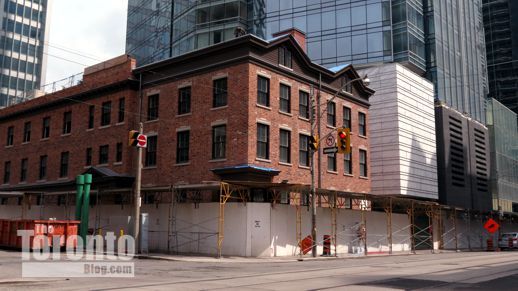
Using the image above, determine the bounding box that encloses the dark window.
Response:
[62,111,72,134]
[344,150,352,175]
[101,101,111,126]
[279,129,291,163]
[39,155,47,180]
[88,105,94,129]
[257,123,269,159]
[178,87,191,115]
[6,126,14,146]
[23,122,31,142]
[99,145,109,164]
[257,76,270,107]
[86,147,92,166]
[359,112,366,136]
[3,161,10,184]
[60,152,69,178]
[299,134,310,167]
[118,98,125,123]
[42,117,50,138]
[299,91,309,119]
[176,131,190,164]
[280,84,291,113]
[212,125,226,159]
[342,76,352,93]
[213,78,227,107]
[147,94,159,120]
[20,158,28,182]
[359,149,367,177]
[327,102,336,127]
[327,153,337,172]
[145,136,157,167]
[343,107,351,130]
[279,47,292,68]
[116,142,123,163]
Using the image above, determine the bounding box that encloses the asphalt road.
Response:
[1,250,518,290]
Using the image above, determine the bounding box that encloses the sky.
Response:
[44,0,128,86]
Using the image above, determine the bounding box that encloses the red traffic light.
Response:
[338,132,347,139]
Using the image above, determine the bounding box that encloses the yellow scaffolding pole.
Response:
[385,197,393,254]
[331,192,337,256]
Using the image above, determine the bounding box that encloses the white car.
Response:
[498,232,518,249]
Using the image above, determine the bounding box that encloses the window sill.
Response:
[343,173,354,177]
[97,163,109,167]
[298,165,310,170]
[18,182,27,185]
[279,110,292,117]
[143,166,157,170]
[116,122,125,126]
[61,133,71,137]
[326,125,337,130]
[36,179,47,183]
[176,112,192,118]
[57,177,69,181]
[211,105,228,111]
[84,165,93,169]
[279,64,293,71]
[98,125,111,129]
[256,104,271,110]
[145,119,159,124]
[327,170,338,175]
[4,145,13,148]
[255,158,271,163]
[40,138,50,141]
[359,176,369,180]
[209,159,227,163]
[86,128,94,132]
[298,116,310,122]
[22,141,30,145]
[175,162,191,166]
[359,134,368,139]
[279,162,292,167]
[113,162,123,166]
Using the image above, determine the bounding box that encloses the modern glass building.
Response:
[126,0,488,122]
[0,0,50,107]
[483,0,518,117]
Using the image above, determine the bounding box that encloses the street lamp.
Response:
[309,74,369,258]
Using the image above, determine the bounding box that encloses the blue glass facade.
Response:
[125,0,487,122]
[0,0,49,107]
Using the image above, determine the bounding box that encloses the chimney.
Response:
[272,28,307,52]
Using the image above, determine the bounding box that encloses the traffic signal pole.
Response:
[133,122,143,253]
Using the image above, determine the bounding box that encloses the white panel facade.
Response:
[359,63,438,199]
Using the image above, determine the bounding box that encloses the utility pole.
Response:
[133,122,143,253]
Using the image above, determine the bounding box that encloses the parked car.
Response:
[498,232,518,250]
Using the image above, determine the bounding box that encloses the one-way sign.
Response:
[323,146,338,154]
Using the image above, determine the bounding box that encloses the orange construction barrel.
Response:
[323,235,331,256]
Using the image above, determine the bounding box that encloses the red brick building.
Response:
[0,31,373,200]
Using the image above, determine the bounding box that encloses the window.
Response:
[3,161,10,184]
[145,136,157,167]
[257,124,269,159]
[279,129,291,163]
[299,91,309,119]
[359,112,366,136]
[327,102,336,127]
[257,76,270,107]
[99,145,109,164]
[327,153,337,172]
[147,94,159,120]
[88,105,95,129]
[343,107,351,130]
[118,98,125,123]
[280,84,291,113]
[279,47,292,68]
[86,147,92,166]
[178,87,191,115]
[359,149,368,177]
[101,101,111,126]
[299,134,310,167]
[39,155,47,180]
[6,126,14,146]
[344,150,352,175]
[62,111,72,134]
[60,152,69,178]
[212,125,226,159]
[42,117,50,138]
[23,122,31,142]
[20,158,28,182]
[115,142,123,163]
[176,131,190,163]
[213,78,227,107]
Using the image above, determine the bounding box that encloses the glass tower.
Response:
[126,0,488,122]
[0,0,49,107]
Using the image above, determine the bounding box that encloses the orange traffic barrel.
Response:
[487,238,493,251]
[323,235,331,256]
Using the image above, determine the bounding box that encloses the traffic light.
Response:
[128,130,140,146]
[309,135,319,151]
[337,128,350,154]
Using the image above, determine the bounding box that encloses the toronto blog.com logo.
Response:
[18,230,135,278]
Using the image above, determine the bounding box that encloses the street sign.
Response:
[326,135,335,147]
[137,134,147,148]
[483,218,499,234]
[323,146,338,154]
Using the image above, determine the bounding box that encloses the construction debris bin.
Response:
[0,219,80,250]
